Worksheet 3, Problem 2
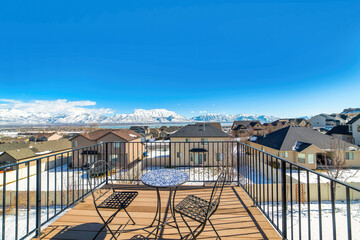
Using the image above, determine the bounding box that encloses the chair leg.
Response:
[94,209,120,240]
[124,208,136,225]
[208,219,221,240]
[180,213,196,240]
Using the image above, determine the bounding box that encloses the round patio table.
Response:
[141,169,189,239]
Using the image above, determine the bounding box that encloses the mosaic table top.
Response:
[141,169,189,188]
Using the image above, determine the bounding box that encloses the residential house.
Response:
[326,125,353,144]
[249,126,360,169]
[348,114,360,146]
[310,114,344,129]
[282,118,311,127]
[70,129,143,168]
[159,126,181,139]
[0,139,71,169]
[129,126,152,140]
[231,121,263,137]
[29,132,63,142]
[169,124,231,167]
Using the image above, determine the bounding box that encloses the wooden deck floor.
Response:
[33,185,280,240]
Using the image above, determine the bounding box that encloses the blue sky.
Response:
[0,0,360,118]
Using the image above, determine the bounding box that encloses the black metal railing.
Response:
[0,140,359,239]
[237,141,360,240]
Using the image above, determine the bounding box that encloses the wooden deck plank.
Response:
[33,185,280,240]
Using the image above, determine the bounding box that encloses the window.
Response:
[298,153,306,163]
[111,155,118,161]
[308,154,314,164]
[186,138,190,143]
[346,152,354,160]
[357,125,360,132]
[217,153,224,161]
[282,151,288,158]
[114,142,121,148]
[261,146,265,151]
[190,153,194,161]
[204,154,207,162]
[349,125,353,132]
[201,138,208,145]
[276,151,280,157]
[72,141,78,148]
[177,152,182,158]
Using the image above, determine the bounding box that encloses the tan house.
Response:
[231,121,263,137]
[169,124,231,167]
[326,125,353,144]
[70,129,143,168]
[249,126,360,169]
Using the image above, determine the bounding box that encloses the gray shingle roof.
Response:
[251,126,358,151]
[326,125,351,136]
[170,124,230,138]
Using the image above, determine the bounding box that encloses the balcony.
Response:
[0,141,359,240]
[32,185,280,239]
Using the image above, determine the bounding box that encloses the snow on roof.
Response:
[129,134,138,138]
[249,136,257,142]
[35,150,52,155]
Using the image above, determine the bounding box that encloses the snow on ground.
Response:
[286,169,360,184]
[0,206,66,240]
[263,200,360,240]
[147,149,169,158]
[0,164,87,191]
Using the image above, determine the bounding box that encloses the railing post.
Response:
[105,143,109,184]
[237,142,240,186]
[169,142,172,168]
[35,158,42,237]
[281,160,287,239]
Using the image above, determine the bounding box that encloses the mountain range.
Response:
[0,108,279,126]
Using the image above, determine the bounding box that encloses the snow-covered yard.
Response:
[286,169,360,184]
[0,206,68,240]
[0,164,87,191]
[264,200,360,240]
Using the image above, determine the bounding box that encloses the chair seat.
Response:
[175,195,217,223]
[98,191,138,209]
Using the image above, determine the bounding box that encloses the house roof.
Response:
[281,118,307,125]
[348,114,360,124]
[0,142,30,152]
[326,125,352,136]
[232,121,260,130]
[195,122,222,130]
[5,148,36,160]
[29,139,71,153]
[250,126,359,151]
[77,129,141,142]
[170,124,230,138]
[0,139,71,161]
[270,119,288,127]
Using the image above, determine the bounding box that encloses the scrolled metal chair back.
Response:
[87,160,114,203]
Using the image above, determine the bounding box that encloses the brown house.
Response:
[29,132,63,142]
[231,121,263,137]
[70,129,144,168]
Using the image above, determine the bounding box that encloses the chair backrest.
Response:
[206,169,227,219]
[87,160,114,204]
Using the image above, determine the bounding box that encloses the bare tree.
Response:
[321,137,358,198]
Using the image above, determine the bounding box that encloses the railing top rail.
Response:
[238,141,360,192]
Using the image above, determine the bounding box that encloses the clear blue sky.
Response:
[0,0,359,118]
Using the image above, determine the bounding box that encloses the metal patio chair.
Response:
[174,170,227,240]
[87,160,138,240]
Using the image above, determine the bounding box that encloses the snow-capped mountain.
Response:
[0,108,189,125]
[104,109,188,124]
[191,113,278,123]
